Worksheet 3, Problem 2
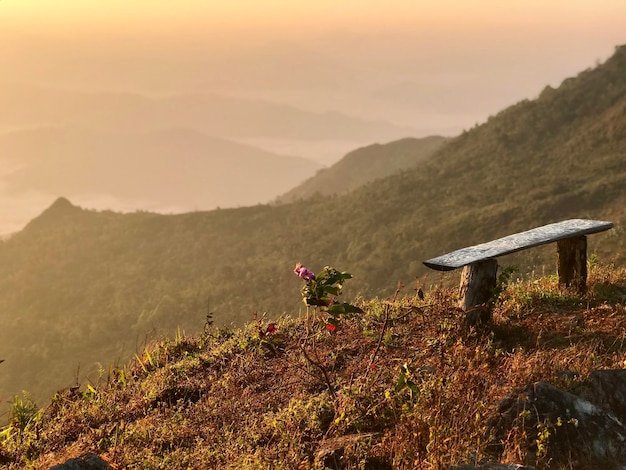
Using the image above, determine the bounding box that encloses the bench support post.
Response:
[458,259,498,311]
[557,235,587,293]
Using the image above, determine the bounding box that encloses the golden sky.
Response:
[3,0,625,36]
[1,0,624,109]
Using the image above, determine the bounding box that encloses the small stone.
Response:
[447,464,535,470]
[49,453,115,470]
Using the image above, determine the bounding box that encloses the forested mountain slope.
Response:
[276,136,447,203]
[1,45,625,407]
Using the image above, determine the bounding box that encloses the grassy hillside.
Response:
[276,136,447,203]
[1,45,626,409]
[2,265,626,469]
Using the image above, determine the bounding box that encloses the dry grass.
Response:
[1,264,626,469]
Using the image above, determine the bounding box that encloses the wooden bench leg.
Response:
[458,259,498,311]
[557,235,587,293]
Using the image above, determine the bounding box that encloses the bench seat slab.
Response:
[423,219,613,272]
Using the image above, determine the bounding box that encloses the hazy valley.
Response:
[0,81,428,235]
[0,126,322,222]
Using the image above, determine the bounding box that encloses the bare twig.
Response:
[392,304,435,323]
[362,283,403,385]
[363,305,390,384]
[275,353,329,386]
[299,342,336,399]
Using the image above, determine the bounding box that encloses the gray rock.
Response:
[490,381,626,468]
[447,464,534,470]
[49,453,114,470]
[577,369,626,419]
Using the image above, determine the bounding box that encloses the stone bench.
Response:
[423,219,613,310]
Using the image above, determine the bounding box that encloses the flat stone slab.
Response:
[424,219,613,271]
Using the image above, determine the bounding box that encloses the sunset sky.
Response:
[1,0,625,147]
[2,1,623,102]
[2,0,625,35]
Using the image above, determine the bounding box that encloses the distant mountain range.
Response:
[276,136,447,203]
[0,83,416,142]
[1,45,625,408]
[0,83,420,230]
[0,127,322,212]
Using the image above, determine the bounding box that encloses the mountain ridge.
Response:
[276,136,447,203]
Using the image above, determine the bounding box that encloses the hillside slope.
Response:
[276,136,447,203]
[1,45,625,407]
[2,267,626,469]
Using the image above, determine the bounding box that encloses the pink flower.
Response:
[293,263,315,280]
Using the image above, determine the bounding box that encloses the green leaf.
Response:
[327,304,346,316]
[395,374,407,391]
[323,285,340,296]
[407,381,420,396]
[396,363,410,391]
[317,267,330,279]
[327,302,362,316]
[341,303,364,314]
[328,302,363,315]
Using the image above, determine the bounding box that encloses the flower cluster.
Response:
[293,263,315,281]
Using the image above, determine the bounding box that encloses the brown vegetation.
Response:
[2,263,626,469]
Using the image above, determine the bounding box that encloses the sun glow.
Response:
[3,0,624,37]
